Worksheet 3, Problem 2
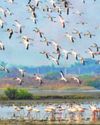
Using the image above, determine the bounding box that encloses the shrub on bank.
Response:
[16,89,33,99]
[5,88,18,100]
[4,88,33,100]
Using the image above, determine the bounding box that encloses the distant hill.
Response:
[0,58,99,78]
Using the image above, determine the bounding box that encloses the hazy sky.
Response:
[0,0,100,66]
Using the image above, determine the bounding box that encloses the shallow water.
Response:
[0,101,100,124]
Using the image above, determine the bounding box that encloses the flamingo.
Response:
[59,15,65,28]
[0,41,5,50]
[13,104,21,118]
[0,18,5,28]
[61,48,71,60]
[86,48,95,58]
[40,51,50,59]
[84,31,95,38]
[0,64,9,73]
[70,49,79,60]
[40,37,51,46]
[13,20,23,34]
[26,106,33,119]
[71,76,81,84]
[49,55,59,65]
[33,108,40,119]
[0,7,7,17]
[33,27,44,38]
[72,29,82,39]
[14,77,24,85]
[65,32,75,43]
[78,56,85,65]
[60,71,68,82]
[33,74,43,85]
[18,68,25,77]
[90,43,100,52]
[6,0,15,4]
[21,35,34,50]
[6,28,14,39]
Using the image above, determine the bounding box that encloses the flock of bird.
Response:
[0,0,100,86]
[1,102,100,123]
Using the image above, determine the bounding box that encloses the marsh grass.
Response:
[0,119,100,125]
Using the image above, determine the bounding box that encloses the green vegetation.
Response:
[5,88,18,100]
[79,75,100,89]
[4,88,33,100]
[3,87,96,100]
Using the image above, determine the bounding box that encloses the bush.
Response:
[5,88,18,100]
[16,89,33,99]
[4,88,33,100]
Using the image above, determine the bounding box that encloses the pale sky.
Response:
[0,0,100,66]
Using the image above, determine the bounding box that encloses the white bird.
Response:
[34,74,43,85]
[86,48,95,58]
[90,43,100,52]
[50,41,61,54]
[14,20,23,34]
[40,37,51,46]
[76,21,87,25]
[78,56,85,65]
[61,49,71,60]
[0,64,9,73]
[35,0,42,7]
[0,18,5,28]
[6,0,15,4]
[6,8,13,16]
[33,108,40,112]
[45,14,56,23]
[89,104,97,112]
[12,104,21,117]
[27,4,36,13]
[21,36,34,50]
[26,16,37,24]
[0,41,5,50]
[63,1,70,15]
[26,106,33,118]
[49,0,56,8]
[26,106,33,112]
[59,15,65,28]
[73,10,84,16]
[84,31,95,38]
[18,68,25,77]
[72,29,82,39]
[0,7,6,17]
[49,55,59,65]
[40,51,50,59]
[65,32,75,43]
[60,71,68,82]
[70,49,79,60]
[33,27,44,38]
[14,77,24,85]
[71,76,81,84]
[6,28,13,39]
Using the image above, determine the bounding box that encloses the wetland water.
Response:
[0,100,100,124]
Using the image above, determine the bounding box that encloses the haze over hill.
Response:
[0,58,99,78]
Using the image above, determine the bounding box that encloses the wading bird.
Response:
[33,74,43,85]
[60,70,68,82]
